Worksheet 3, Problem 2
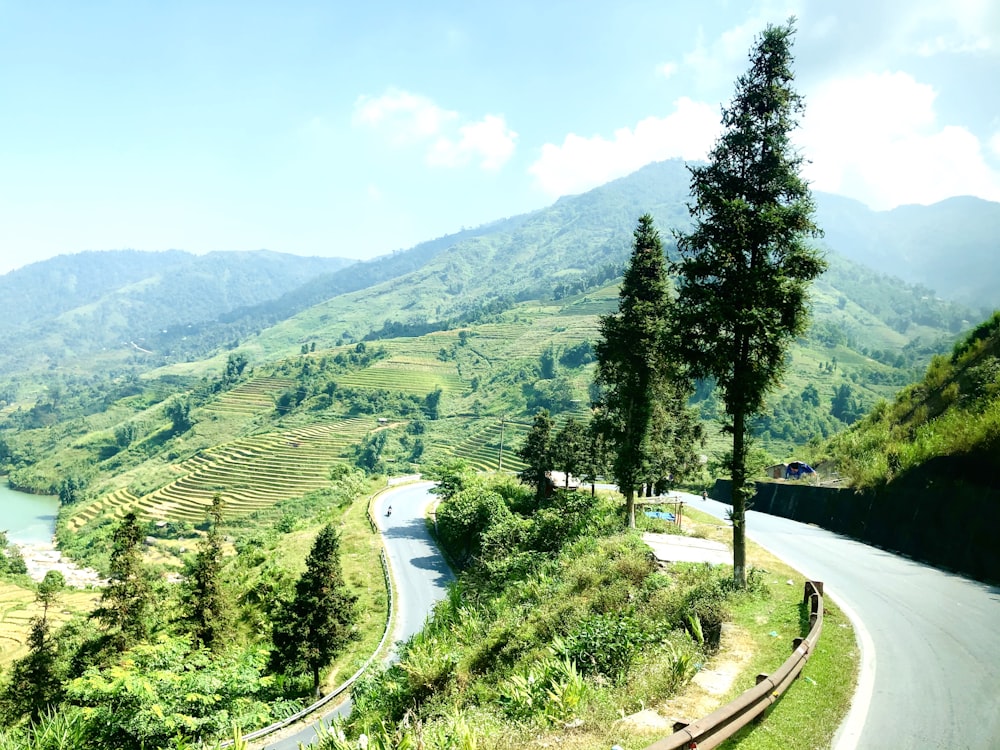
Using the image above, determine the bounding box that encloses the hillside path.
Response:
[686,491,1000,750]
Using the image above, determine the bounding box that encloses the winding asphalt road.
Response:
[263,482,452,750]
[682,490,1000,750]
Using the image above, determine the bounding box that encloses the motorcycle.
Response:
[386,506,392,517]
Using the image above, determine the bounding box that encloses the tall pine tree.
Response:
[595,214,697,527]
[672,20,825,586]
[90,511,151,651]
[270,524,358,696]
[0,571,66,724]
[183,493,230,651]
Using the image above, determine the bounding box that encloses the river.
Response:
[0,480,104,587]
[0,480,58,544]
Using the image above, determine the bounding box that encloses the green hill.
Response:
[0,159,992,547]
[815,311,1000,489]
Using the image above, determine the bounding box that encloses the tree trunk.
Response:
[731,408,748,588]
[625,486,636,528]
[312,665,321,699]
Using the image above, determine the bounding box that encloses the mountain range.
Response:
[0,159,995,403]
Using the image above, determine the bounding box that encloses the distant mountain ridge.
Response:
[814,192,1000,312]
[1,160,995,391]
[0,249,353,380]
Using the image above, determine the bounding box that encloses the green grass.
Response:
[680,507,859,750]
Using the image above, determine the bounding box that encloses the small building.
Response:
[765,463,787,479]
[545,471,581,490]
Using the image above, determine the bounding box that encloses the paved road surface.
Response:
[684,491,1000,750]
[263,482,452,749]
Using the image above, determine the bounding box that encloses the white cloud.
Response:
[353,88,458,146]
[989,133,1000,158]
[682,1,802,90]
[903,0,997,56]
[353,88,516,169]
[528,97,721,197]
[797,71,1000,208]
[656,61,678,79]
[428,115,517,170]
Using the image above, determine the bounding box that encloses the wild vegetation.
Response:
[0,15,996,748]
[813,311,1000,489]
[0,475,375,749]
[335,469,765,748]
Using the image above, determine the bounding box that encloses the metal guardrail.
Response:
[645,580,825,750]
[221,492,397,747]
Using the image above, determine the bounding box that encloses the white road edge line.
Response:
[740,524,875,750]
[827,589,875,750]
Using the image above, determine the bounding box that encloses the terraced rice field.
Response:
[203,376,295,416]
[336,362,465,394]
[69,417,376,529]
[0,582,99,667]
[429,417,529,473]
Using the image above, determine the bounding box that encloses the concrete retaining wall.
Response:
[713,470,1000,583]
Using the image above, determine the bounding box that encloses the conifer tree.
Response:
[552,416,587,489]
[672,20,825,586]
[91,511,151,651]
[517,409,554,501]
[183,493,230,651]
[270,524,358,696]
[594,214,689,527]
[1,571,66,723]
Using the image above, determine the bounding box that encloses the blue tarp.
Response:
[785,461,815,479]
[645,510,676,521]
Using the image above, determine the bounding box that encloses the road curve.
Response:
[683,491,1000,750]
[263,482,453,749]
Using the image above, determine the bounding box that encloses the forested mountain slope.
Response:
[0,249,352,386]
[814,193,1000,312]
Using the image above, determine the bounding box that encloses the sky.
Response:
[2,0,999,275]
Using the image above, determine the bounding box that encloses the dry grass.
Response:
[0,580,99,668]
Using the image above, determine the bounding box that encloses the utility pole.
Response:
[497,415,505,472]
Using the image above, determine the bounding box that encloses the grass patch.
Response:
[678,507,859,750]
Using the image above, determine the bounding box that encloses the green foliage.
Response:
[820,309,1000,488]
[181,493,232,651]
[4,545,28,576]
[550,416,586,488]
[347,483,766,745]
[89,512,152,653]
[165,397,194,434]
[0,616,63,725]
[516,409,553,501]
[563,613,649,683]
[672,21,825,585]
[270,524,358,695]
[57,475,87,506]
[424,387,444,420]
[595,214,698,526]
[436,486,512,568]
[65,636,274,749]
[498,653,588,724]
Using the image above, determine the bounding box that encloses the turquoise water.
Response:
[0,481,59,544]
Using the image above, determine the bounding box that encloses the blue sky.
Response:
[2,0,998,274]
